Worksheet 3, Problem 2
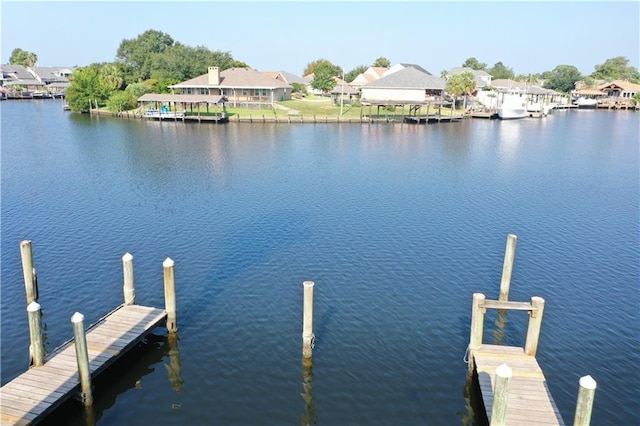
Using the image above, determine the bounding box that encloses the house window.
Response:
[262,89,267,96]
[221,89,228,96]
[184,88,193,95]
[200,88,209,95]
[254,89,261,96]
[242,89,248,96]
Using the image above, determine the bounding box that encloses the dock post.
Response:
[524,296,545,356]
[468,293,486,372]
[71,312,93,406]
[27,302,45,367]
[302,281,315,358]
[491,364,512,425]
[122,252,135,305]
[499,234,517,301]
[163,258,177,333]
[20,240,38,304]
[573,375,597,425]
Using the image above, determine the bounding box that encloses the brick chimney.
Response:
[208,67,220,85]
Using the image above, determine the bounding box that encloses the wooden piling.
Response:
[491,363,512,425]
[469,293,486,372]
[163,257,177,333]
[524,296,545,356]
[499,234,517,301]
[27,301,45,367]
[71,312,93,406]
[122,252,135,305]
[20,240,38,304]
[302,280,315,358]
[573,375,597,426]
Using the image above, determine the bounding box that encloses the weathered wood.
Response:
[573,375,596,426]
[469,293,486,350]
[491,364,512,425]
[122,252,135,305]
[163,258,177,333]
[27,302,45,367]
[0,305,166,424]
[481,300,534,311]
[20,241,38,304]
[473,344,565,425]
[71,312,93,406]
[524,297,545,356]
[302,280,315,358]
[499,234,517,301]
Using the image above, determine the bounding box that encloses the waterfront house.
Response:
[597,80,640,102]
[360,66,445,103]
[447,67,492,89]
[383,63,431,77]
[349,67,388,88]
[0,64,45,96]
[169,67,292,108]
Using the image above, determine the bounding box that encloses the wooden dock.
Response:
[0,305,166,425]
[471,344,565,425]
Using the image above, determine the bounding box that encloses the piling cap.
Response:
[579,375,597,390]
[303,280,315,287]
[71,312,85,323]
[163,257,175,267]
[496,363,513,378]
[122,252,133,261]
[27,301,41,312]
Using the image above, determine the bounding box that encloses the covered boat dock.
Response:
[137,93,228,123]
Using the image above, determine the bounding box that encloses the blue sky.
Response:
[1,1,638,77]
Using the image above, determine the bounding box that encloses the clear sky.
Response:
[1,1,638,77]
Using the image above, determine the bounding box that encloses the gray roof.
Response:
[276,71,310,85]
[1,64,34,80]
[364,67,445,90]
[170,68,292,89]
[33,67,73,83]
[399,63,431,75]
[448,67,491,77]
[138,94,226,104]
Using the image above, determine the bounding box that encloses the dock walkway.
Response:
[0,304,166,425]
[472,344,565,425]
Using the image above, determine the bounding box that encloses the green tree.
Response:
[372,57,391,68]
[345,65,367,83]
[65,65,111,112]
[99,63,124,91]
[440,70,448,80]
[9,48,37,68]
[543,65,582,93]
[117,29,176,83]
[310,63,337,93]
[125,81,153,98]
[445,71,476,111]
[106,91,136,112]
[462,57,487,71]
[303,59,341,78]
[488,62,515,80]
[591,56,640,82]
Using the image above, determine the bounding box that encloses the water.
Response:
[1,101,638,425]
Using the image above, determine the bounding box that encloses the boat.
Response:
[573,97,598,108]
[526,102,555,116]
[498,97,528,119]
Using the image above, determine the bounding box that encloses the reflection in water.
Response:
[82,405,96,426]
[492,309,508,346]
[165,332,184,393]
[300,356,317,426]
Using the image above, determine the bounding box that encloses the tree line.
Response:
[8,29,640,112]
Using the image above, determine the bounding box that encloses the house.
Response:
[169,67,292,107]
[330,78,359,104]
[0,64,45,94]
[447,67,492,89]
[303,73,356,96]
[598,80,640,100]
[383,63,431,77]
[349,67,388,88]
[264,70,310,87]
[360,67,445,103]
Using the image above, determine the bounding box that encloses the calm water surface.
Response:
[1,101,638,425]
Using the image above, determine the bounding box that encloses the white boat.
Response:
[574,97,598,108]
[527,102,555,116]
[498,97,528,119]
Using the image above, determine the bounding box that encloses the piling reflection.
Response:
[492,309,508,346]
[164,333,184,393]
[300,356,317,426]
[82,404,96,426]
